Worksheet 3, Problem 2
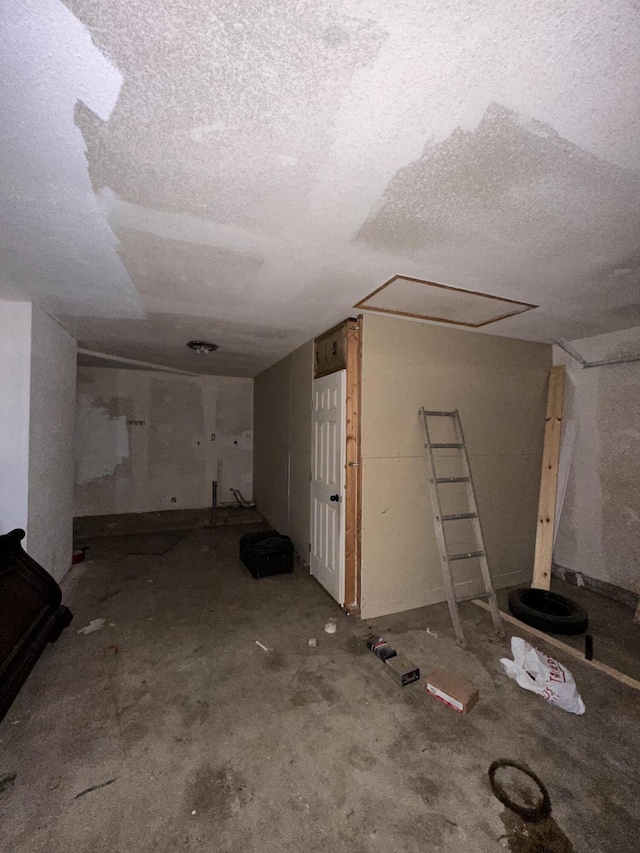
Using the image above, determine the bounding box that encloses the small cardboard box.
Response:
[426,667,479,714]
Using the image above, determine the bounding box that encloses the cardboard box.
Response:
[426,667,479,714]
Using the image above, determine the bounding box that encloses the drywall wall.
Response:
[553,327,640,597]
[27,307,77,581]
[0,301,32,536]
[253,342,313,558]
[359,313,551,619]
[74,368,253,516]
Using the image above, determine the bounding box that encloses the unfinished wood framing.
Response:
[353,275,537,327]
[532,365,566,589]
[344,318,362,612]
[313,318,362,612]
[314,321,348,378]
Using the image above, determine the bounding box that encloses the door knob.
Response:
[330,494,340,502]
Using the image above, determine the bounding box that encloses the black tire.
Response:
[488,759,551,821]
[508,588,588,635]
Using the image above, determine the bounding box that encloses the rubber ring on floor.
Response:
[488,759,551,821]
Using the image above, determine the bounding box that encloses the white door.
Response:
[310,370,346,605]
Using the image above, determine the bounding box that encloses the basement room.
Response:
[1,2,639,852]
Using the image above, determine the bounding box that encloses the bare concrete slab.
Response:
[1,526,638,852]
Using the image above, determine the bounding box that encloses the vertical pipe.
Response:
[211,480,217,529]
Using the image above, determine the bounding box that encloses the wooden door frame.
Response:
[313,317,362,614]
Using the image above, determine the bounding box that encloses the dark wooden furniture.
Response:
[0,529,72,722]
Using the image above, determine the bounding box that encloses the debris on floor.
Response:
[385,654,420,687]
[585,633,593,660]
[365,635,420,686]
[500,637,585,715]
[427,667,479,714]
[366,636,397,661]
[488,760,574,852]
[0,772,17,794]
[73,777,118,800]
[324,620,337,634]
[255,640,268,652]
[307,638,317,647]
[76,618,105,635]
[72,547,87,565]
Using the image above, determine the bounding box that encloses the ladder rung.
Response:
[441,513,477,521]
[435,477,469,483]
[455,592,492,604]
[448,550,485,561]
[421,410,456,417]
[430,443,463,449]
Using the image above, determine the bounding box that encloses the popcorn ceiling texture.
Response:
[1,0,640,374]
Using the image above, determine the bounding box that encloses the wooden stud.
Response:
[344,319,361,610]
[472,599,640,692]
[355,314,363,610]
[532,365,566,589]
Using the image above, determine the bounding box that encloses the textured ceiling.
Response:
[1,0,640,375]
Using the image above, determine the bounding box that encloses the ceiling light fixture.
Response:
[187,340,219,354]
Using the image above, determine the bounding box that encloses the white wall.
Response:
[253,341,313,559]
[27,307,77,581]
[0,302,77,581]
[0,301,32,536]
[74,367,253,516]
[554,327,640,595]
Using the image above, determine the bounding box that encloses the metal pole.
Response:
[552,338,640,369]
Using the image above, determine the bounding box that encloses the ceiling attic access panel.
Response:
[355,276,536,327]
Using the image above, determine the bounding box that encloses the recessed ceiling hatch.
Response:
[354,276,537,327]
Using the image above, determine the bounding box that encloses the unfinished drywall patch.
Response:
[357,104,640,339]
[114,229,264,319]
[5,1,640,372]
[74,367,253,516]
[75,396,129,484]
[70,0,383,229]
[0,0,141,318]
[554,327,640,595]
[148,379,205,509]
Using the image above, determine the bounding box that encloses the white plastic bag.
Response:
[500,636,585,715]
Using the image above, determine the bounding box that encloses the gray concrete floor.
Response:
[1,525,639,852]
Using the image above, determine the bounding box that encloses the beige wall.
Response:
[553,327,640,596]
[253,341,313,559]
[74,367,253,516]
[360,314,551,619]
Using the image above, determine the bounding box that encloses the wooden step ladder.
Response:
[419,408,504,648]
